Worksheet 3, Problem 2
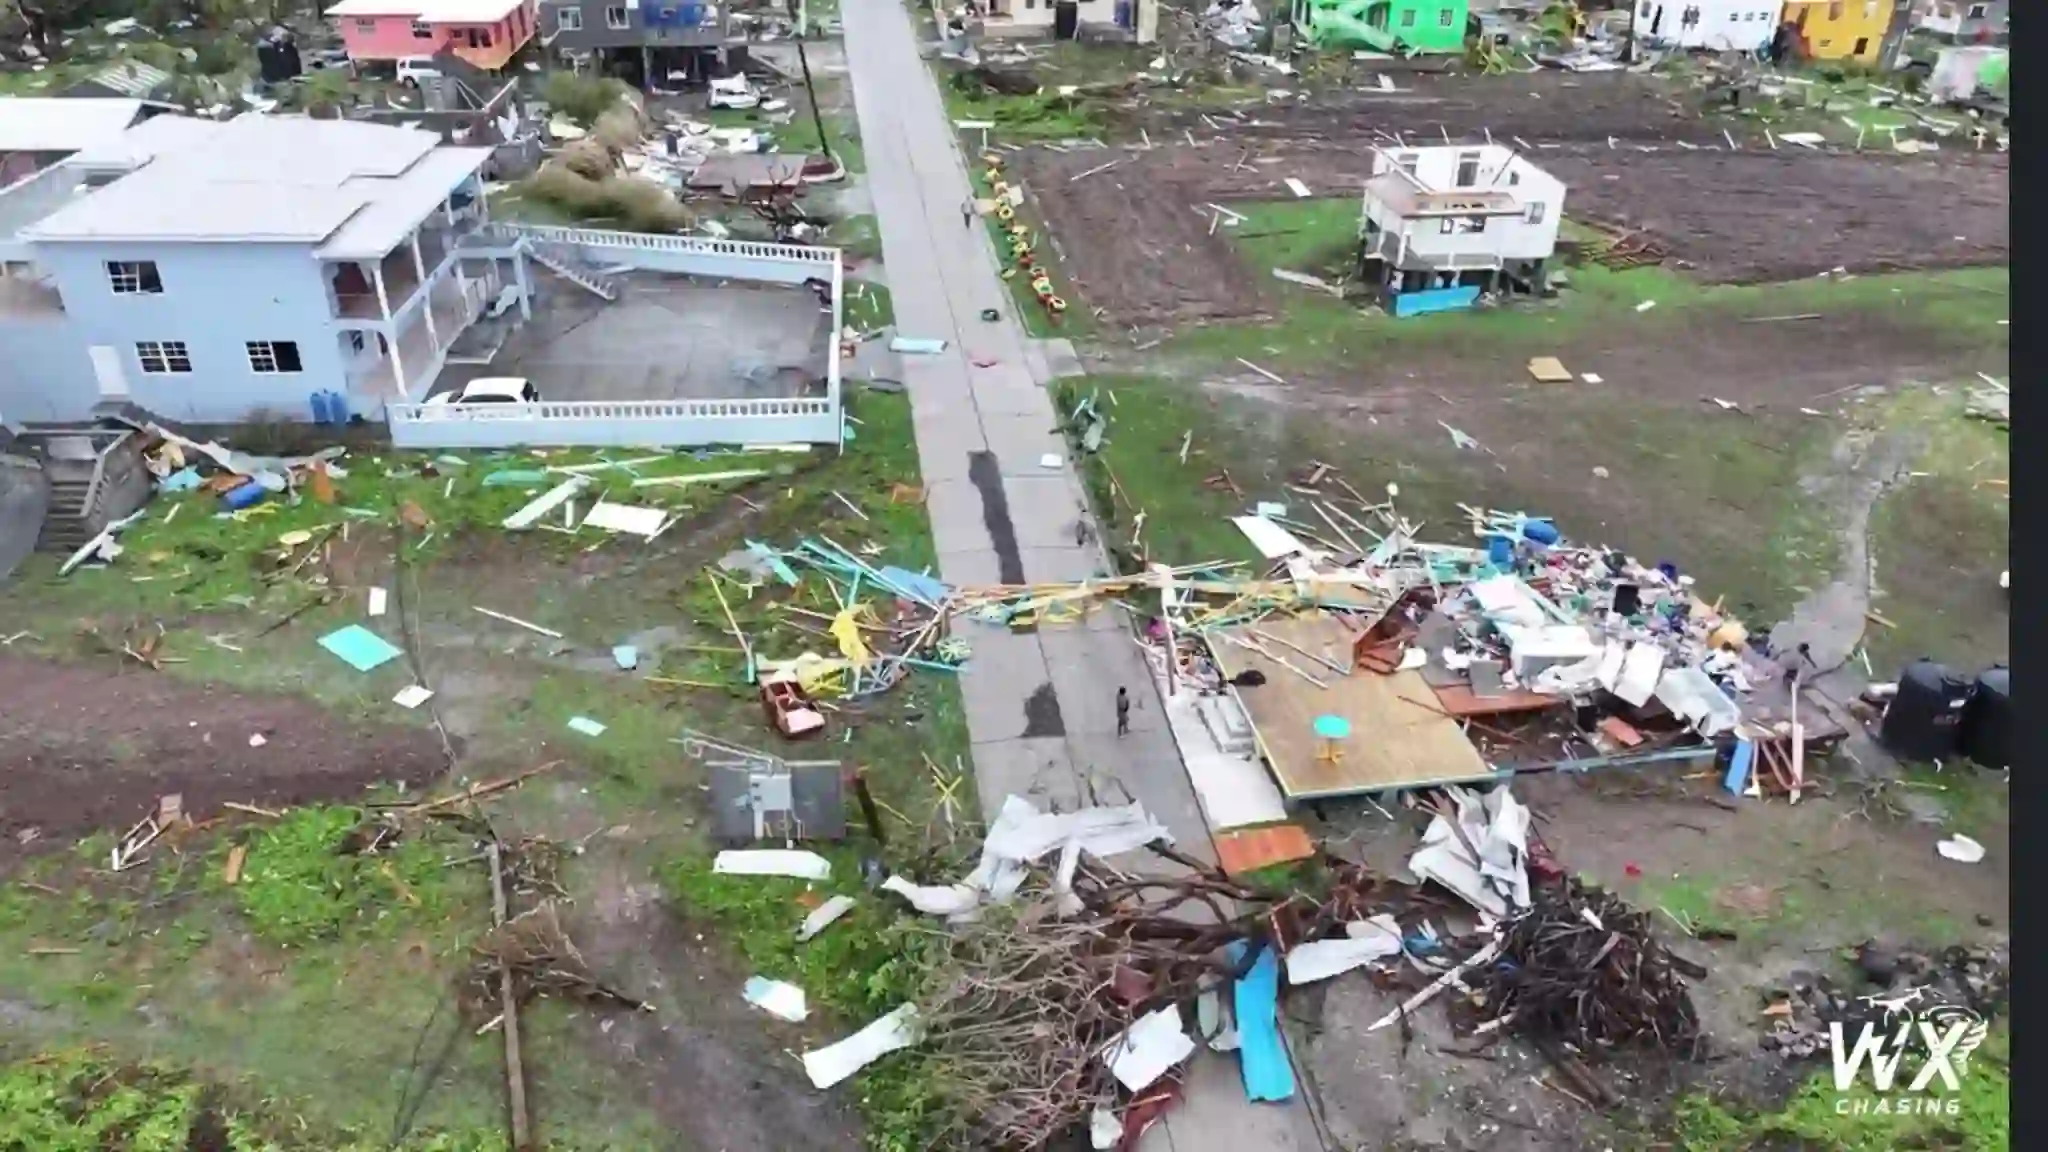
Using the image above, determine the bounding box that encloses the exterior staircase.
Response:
[10,427,150,554]
[525,236,619,301]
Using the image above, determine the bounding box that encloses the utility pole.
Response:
[787,0,837,169]
[1622,0,1638,64]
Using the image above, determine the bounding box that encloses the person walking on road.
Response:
[1116,686,1131,737]
[961,198,975,229]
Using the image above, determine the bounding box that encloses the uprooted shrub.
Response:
[523,163,694,233]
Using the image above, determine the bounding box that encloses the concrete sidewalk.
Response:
[838,3,1323,1148]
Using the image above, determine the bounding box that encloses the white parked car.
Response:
[396,56,443,88]
[708,75,761,110]
[423,377,540,417]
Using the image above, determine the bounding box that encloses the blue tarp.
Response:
[1228,940,1296,1102]
[878,565,948,604]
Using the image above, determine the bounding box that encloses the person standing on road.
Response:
[1116,686,1131,737]
[961,198,975,229]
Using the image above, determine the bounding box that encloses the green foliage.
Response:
[0,1048,517,1152]
[541,72,632,128]
[229,807,463,948]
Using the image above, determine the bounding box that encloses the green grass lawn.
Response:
[1052,372,1842,630]
[0,393,968,1151]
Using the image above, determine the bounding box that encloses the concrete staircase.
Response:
[525,237,619,301]
[38,471,98,553]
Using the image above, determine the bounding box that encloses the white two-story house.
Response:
[0,113,533,426]
[1357,143,1565,317]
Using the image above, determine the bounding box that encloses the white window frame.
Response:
[1525,201,1546,225]
[556,5,583,29]
[355,17,377,31]
[605,4,630,27]
[136,341,192,374]
[1399,8,1416,25]
[1966,2,1987,14]
[411,18,434,36]
[106,260,162,295]
[1438,7,1454,25]
[246,341,303,375]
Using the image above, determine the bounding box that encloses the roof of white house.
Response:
[325,0,524,19]
[65,112,223,168]
[22,114,492,253]
[0,98,148,155]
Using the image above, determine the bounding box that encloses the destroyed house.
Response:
[0,113,533,425]
[1357,144,1564,316]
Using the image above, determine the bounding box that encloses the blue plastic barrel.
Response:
[221,480,268,511]
[1486,535,1513,567]
[1521,519,1560,546]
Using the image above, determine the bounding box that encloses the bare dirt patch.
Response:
[0,654,447,859]
[1544,149,2008,283]
[1011,70,2005,326]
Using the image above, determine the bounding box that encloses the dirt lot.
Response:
[0,654,448,859]
[1007,71,2007,325]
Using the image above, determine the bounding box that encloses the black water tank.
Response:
[1879,659,1972,761]
[1959,665,2011,770]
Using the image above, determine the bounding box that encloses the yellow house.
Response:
[1783,0,1894,61]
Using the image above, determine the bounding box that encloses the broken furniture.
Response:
[681,728,846,844]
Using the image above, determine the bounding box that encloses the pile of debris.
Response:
[1479,877,1704,1056]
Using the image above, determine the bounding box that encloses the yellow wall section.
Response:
[1783,0,1893,61]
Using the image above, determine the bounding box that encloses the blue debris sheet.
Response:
[317,625,404,672]
[1228,939,1296,1102]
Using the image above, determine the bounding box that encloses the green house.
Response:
[1291,0,1470,54]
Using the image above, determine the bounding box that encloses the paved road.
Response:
[838,4,1323,1149]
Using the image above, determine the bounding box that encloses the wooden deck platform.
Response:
[1212,616,1499,799]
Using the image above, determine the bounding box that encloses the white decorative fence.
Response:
[387,395,839,448]
[388,224,844,449]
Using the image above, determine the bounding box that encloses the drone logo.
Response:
[1829,986,1989,1117]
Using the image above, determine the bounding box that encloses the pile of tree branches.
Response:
[912,847,1409,1149]
[460,900,651,1017]
[1480,878,1703,1057]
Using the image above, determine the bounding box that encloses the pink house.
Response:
[327,0,540,71]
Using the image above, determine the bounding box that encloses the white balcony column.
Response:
[513,249,532,320]
[390,334,409,398]
[371,261,392,323]
[411,232,441,352]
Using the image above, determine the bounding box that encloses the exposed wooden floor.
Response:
[1212,615,1498,799]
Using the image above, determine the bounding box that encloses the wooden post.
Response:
[488,840,532,1150]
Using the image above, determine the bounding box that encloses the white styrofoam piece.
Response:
[1286,915,1403,984]
[1099,1004,1196,1092]
[801,1004,921,1088]
[581,499,669,537]
[1230,514,1311,559]
[713,849,832,880]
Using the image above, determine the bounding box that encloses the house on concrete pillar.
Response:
[538,0,737,88]
[0,114,533,425]
[1356,144,1564,317]
[328,0,542,71]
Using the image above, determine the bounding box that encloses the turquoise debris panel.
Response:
[1391,285,1482,317]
